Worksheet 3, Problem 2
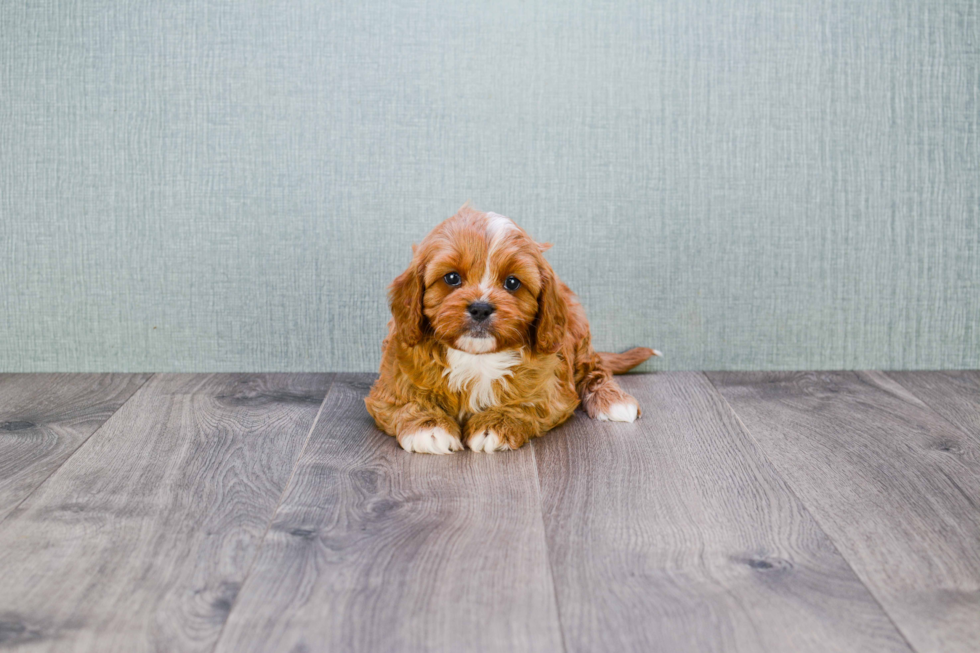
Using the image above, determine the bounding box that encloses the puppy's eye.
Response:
[504,276,521,291]
[443,272,462,287]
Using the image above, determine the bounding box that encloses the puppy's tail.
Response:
[598,347,662,374]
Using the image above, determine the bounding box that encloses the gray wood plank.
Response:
[886,371,980,441]
[534,371,911,653]
[0,373,151,522]
[708,371,980,653]
[214,373,564,653]
[0,373,332,653]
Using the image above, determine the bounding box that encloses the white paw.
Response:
[466,428,511,453]
[597,401,638,423]
[399,426,463,454]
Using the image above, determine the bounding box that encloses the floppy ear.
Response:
[389,255,426,347]
[534,267,568,354]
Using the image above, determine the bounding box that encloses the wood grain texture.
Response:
[887,371,980,442]
[708,371,980,653]
[214,373,563,653]
[534,372,911,653]
[0,373,151,522]
[0,373,332,653]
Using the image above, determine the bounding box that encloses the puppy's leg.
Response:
[573,341,642,423]
[464,407,538,453]
[394,405,463,454]
[390,405,463,454]
[583,376,640,422]
[464,396,577,452]
[365,390,462,454]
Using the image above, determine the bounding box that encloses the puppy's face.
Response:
[389,208,566,355]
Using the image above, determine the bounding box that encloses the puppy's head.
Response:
[389,206,566,355]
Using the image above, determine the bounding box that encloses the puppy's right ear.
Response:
[389,252,426,347]
[533,266,568,355]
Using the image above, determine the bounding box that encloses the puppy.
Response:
[365,205,660,454]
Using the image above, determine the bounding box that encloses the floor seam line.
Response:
[883,370,980,446]
[209,373,336,653]
[530,439,570,653]
[700,371,923,653]
[0,372,156,530]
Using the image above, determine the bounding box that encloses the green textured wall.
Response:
[1,1,978,372]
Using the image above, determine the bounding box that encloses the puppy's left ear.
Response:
[534,265,568,354]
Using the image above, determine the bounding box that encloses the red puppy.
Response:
[366,205,660,453]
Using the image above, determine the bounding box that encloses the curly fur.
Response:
[365,205,659,453]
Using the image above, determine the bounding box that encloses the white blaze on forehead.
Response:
[481,212,517,291]
[485,212,516,242]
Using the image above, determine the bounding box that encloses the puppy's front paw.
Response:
[398,426,463,454]
[465,428,511,453]
[596,396,640,423]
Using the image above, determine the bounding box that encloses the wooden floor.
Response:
[0,372,978,653]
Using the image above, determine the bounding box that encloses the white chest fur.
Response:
[444,347,522,413]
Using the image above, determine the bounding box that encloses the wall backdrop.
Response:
[1,0,978,372]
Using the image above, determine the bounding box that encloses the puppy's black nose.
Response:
[467,301,495,322]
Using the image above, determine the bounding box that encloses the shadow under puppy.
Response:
[366,205,660,453]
